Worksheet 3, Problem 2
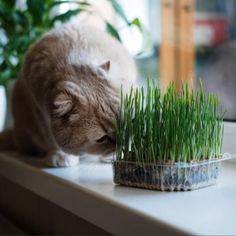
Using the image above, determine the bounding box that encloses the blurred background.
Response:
[121,0,236,120]
[1,0,236,129]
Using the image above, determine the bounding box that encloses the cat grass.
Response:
[115,80,224,164]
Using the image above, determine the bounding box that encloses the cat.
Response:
[0,22,137,167]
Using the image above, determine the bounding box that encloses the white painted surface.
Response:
[0,86,6,131]
[0,152,236,235]
[223,122,236,154]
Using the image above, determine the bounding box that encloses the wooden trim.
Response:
[161,0,176,90]
[161,0,195,92]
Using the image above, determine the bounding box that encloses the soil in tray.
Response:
[113,161,221,191]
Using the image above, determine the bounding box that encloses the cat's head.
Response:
[50,61,120,156]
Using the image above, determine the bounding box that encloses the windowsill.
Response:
[0,213,26,235]
[0,152,236,236]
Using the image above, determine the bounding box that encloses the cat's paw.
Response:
[47,150,79,167]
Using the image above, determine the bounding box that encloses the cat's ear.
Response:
[53,92,73,117]
[100,61,110,73]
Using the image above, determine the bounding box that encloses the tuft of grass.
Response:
[115,80,224,163]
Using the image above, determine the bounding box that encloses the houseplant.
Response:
[0,0,142,129]
[113,80,227,191]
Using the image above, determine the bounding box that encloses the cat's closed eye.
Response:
[96,135,109,144]
[96,134,116,144]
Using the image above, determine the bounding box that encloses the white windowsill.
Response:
[0,152,236,235]
[222,121,236,155]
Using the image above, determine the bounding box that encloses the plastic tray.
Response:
[113,159,227,191]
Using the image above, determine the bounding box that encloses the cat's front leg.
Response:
[46,149,79,167]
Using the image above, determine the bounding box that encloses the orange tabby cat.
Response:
[0,22,137,167]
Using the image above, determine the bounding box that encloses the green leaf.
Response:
[106,0,129,24]
[52,9,82,24]
[106,22,121,41]
[0,0,15,13]
[50,0,90,8]
[0,1,5,12]
[12,10,31,31]
[26,0,45,25]
[5,0,16,9]
[130,17,143,31]
[0,68,12,84]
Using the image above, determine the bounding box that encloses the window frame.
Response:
[222,122,236,160]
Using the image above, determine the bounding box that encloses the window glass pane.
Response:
[195,0,236,120]
[1,0,235,121]
[120,0,236,120]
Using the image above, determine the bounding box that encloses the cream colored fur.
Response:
[0,22,137,167]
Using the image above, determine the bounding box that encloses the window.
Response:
[1,0,235,152]
[119,0,236,153]
[115,1,236,116]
